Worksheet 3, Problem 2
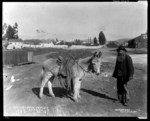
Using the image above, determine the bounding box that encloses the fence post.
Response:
[28,51,34,62]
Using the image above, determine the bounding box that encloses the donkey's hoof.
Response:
[39,94,43,99]
[72,97,79,102]
[51,94,55,97]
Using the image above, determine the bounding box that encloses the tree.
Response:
[99,31,106,45]
[58,40,65,45]
[74,39,82,45]
[5,25,15,40]
[13,22,18,39]
[4,22,19,40]
[93,37,98,46]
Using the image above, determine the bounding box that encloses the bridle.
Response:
[74,56,95,74]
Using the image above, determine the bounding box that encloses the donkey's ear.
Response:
[94,50,102,58]
[98,51,102,58]
[93,51,98,57]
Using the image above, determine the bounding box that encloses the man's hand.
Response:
[129,76,133,81]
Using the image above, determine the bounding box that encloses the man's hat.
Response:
[117,45,127,52]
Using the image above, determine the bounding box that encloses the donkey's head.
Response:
[90,50,102,75]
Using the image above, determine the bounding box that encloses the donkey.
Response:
[39,49,102,102]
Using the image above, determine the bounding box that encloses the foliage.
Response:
[13,22,18,39]
[93,37,98,46]
[106,41,119,48]
[5,25,14,40]
[74,39,82,45]
[24,39,42,45]
[65,42,73,47]
[3,22,19,40]
[98,31,106,45]
[57,41,65,45]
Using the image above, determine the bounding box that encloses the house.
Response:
[128,33,147,48]
[7,39,23,49]
[55,40,65,45]
[40,41,54,47]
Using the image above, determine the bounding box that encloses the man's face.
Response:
[117,50,126,62]
[118,50,125,55]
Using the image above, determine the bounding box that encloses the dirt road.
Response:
[3,49,147,117]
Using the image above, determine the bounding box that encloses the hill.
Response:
[106,38,131,48]
[106,32,147,48]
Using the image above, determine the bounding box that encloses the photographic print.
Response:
[3,2,147,118]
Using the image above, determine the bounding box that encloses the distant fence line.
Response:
[3,49,33,66]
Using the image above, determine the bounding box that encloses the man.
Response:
[112,45,134,106]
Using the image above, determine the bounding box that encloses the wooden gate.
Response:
[3,49,33,66]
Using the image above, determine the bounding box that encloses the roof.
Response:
[9,39,23,42]
[128,33,147,42]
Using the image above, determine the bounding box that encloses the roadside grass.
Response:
[46,49,94,59]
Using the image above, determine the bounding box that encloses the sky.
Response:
[3,2,147,41]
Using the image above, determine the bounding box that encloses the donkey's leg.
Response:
[47,76,55,97]
[73,77,80,102]
[39,72,52,98]
[77,79,82,99]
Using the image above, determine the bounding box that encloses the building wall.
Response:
[8,42,23,49]
[128,34,147,48]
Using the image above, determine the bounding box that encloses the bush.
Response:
[106,41,119,48]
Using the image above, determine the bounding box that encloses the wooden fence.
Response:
[3,49,33,66]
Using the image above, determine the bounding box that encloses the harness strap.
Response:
[75,59,90,73]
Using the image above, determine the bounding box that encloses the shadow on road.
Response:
[81,88,117,101]
[32,87,67,98]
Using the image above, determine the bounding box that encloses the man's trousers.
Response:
[117,77,130,104]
